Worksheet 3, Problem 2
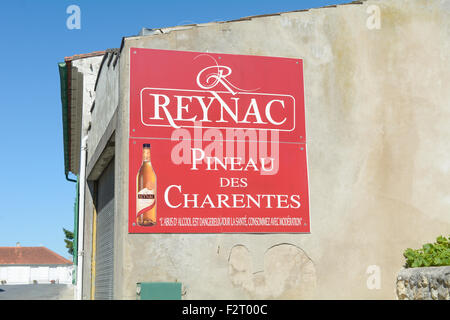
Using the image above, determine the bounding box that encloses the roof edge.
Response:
[64,50,106,62]
[120,0,366,47]
[58,62,73,180]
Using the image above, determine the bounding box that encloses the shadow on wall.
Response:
[228,243,316,299]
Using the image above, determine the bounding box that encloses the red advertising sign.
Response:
[129,48,310,233]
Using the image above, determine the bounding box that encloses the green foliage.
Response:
[63,228,74,256]
[403,235,450,268]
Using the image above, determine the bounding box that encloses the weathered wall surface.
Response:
[110,0,450,299]
[88,54,119,166]
[69,56,103,175]
[68,55,104,300]
[71,56,104,139]
[397,267,450,300]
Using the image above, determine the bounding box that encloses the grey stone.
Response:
[396,267,450,300]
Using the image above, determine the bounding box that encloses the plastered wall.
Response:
[89,0,450,299]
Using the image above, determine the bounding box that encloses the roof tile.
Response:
[0,247,72,265]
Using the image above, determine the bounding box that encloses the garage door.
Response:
[30,266,49,283]
[95,158,115,300]
[7,266,30,284]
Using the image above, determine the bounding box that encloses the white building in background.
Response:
[0,244,73,285]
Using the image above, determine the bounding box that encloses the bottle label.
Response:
[137,188,156,217]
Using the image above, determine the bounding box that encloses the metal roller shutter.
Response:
[95,159,115,300]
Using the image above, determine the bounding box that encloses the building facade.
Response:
[0,245,73,285]
[59,0,450,299]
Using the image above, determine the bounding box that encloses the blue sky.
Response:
[0,0,349,259]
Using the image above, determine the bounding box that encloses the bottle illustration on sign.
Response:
[136,143,157,226]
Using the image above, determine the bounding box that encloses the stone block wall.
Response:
[396,266,450,300]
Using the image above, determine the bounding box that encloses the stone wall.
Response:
[396,266,450,300]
